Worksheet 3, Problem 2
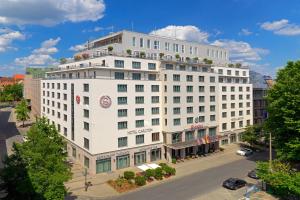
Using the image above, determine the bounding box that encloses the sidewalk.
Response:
[66,144,243,199]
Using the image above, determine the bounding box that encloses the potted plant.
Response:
[228,63,234,67]
[140,51,146,58]
[108,46,113,54]
[175,54,180,61]
[74,55,82,61]
[235,63,242,68]
[126,49,132,57]
[159,52,165,59]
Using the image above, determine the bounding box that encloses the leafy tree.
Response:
[0,117,72,200]
[15,99,30,127]
[59,58,67,64]
[265,61,300,161]
[241,125,264,146]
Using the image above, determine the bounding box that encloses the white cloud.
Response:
[0,29,25,52]
[15,37,60,67]
[69,44,86,51]
[260,19,300,36]
[239,28,252,36]
[212,39,269,62]
[0,0,105,26]
[150,25,209,43]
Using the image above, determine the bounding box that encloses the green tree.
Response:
[265,61,300,161]
[241,125,264,146]
[15,99,30,127]
[0,117,72,200]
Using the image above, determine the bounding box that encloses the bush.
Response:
[159,163,167,167]
[154,168,163,180]
[172,158,177,164]
[135,176,146,186]
[124,171,135,180]
[170,167,176,175]
[145,169,154,180]
[115,177,126,187]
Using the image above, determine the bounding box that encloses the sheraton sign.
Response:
[127,128,153,135]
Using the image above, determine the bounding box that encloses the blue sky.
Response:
[1,0,300,77]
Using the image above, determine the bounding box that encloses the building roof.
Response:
[250,71,273,89]
[13,74,24,80]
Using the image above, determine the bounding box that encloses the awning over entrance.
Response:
[222,129,245,136]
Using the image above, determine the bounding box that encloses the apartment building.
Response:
[41,30,252,174]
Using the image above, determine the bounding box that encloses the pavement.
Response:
[65,144,270,200]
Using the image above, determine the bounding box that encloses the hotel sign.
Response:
[100,95,112,108]
[128,128,153,135]
[190,123,204,131]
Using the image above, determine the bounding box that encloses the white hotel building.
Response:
[41,31,252,174]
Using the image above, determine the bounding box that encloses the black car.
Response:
[248,170,259,179]
[222,178,247,190]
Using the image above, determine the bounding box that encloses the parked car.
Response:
[222,178,247,190]
[248,169,259,179]
[236,148,253,156]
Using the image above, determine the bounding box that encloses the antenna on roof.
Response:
[131,22,134,31]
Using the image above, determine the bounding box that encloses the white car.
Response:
[236,148,253,156]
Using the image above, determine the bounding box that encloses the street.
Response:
[106,152,267,200]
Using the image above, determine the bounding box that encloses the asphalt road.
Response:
[107,154,262,200]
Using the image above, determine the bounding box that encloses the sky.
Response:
[1,0,300,77]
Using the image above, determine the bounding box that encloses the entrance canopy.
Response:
[137,164,151,171]
[147,163,160,169]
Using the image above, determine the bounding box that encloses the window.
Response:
[165,64,173,70]
[198,76,204,82]
[187,106,193,113]
[210,96,215,102]
[57,112,61,118]
[247,102,251,107]
[136,120,144,128]
[173,74,180,81]
[118,121,128,129]
[210,115,216,121]
[247,110,251,115]
[181,45,185,53]
[222,123,227,130]
[148,74,156,80]
[135,96,144,104]
[57,93,60,99]
[147,39,151,48]
[198,116,205,122]
[173,96,180,103]
[187,96,193,103]
[222,95,227,101]
[83,84,89,92]
[199,86,205,92]
[118,137,127,147]
[64,114,67,121]
[239,110,243,116]
[84,122,89,131]
[63,94,67,100]
[115,72,124,79]
[227,70,232,75]
[132,61,141,69]
[84,156,89,168]
[197,129,205,138]
[173,118,181,126]
[118,97,127,105]
[117,84,127,92]
[246,94,250,100]
[209,128,216,136]
[199,106,205,113]
[210,86,215,92]
[186,75,193,82]
[115,60,124,68]
[239,102,243,108]
[187,117,193,124]
[148,63,156,70]
[231,95,235,100]
[63,83,67,90]
[118,109,127,117]
[140,38,144,47]
[57,102,61,109]
[173,85,180,92]
[154,40,160,49]
[83,109,89,118]
[173,107,181,114]
[247,120,250,126]
[239,94,243,100]
[151,96,159,103]
[135,108,144,116]
[243,71,246,76]
[231,103,235,108]
[231,111,235,117]
[218,69,223,74]
[210,76,215,83]
[57,83,60,89]
[151,85,159,92]
[165,42,170,51]
[84,138,89,149]
[239,86,243,92]
[185,131,194,141]
[222,112,227,118]
[235,71,239,76]
[172,132,181,143]
[210,105,215,112]
[132,37,136,46]
[132,73,141,80]
[135,85,144,92]
[63,104,67,111]
[239,121,243,128]
[187,86,193,92]
[199,96,205,102]
[151,107,159,115]
[222,86,227,92]
[83,96,89,105]
[136,135,144,144]
[152,118,160,126]
[152,132,160,142]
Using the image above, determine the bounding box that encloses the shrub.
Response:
[108,46,113,52]
[124,171,135,180]
[145,169,154,180]
[170,167,176,175]
[135,176,146,186]
[154,168,163,180]
[126,49,132,55]
[172,158,177,164]
[115,177,126,187]
[159,163,167,168]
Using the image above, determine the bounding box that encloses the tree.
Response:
[126,49,132,56]
[15,99,30,127]
[59,58,67,64]
[108,46,113,53]
[74,55,81,61]
[265,61,300,161]
[241,125,264,146]
[175,54,180,60]
[0,117,72,199]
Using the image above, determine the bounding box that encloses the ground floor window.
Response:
[150,148,161,162]
[116,154,130,169]
[197,145,205,155]
[72,147,76,158]
[84,156,90,168]
[134,151,146,165]
[238,133,243,141]
[230,134,237,143]
[96,158,111,173]
[222,139,229,145]
[185,146,194,156]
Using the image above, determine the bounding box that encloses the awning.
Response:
[147,163,160,169]
[137,164,151,171]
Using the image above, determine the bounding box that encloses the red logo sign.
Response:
[76,95,80,104]
[190,124,204,130]
[100,95,112,108]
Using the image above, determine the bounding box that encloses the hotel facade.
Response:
[41,31,253,174]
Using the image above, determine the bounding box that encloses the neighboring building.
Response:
[250,71,273,125]
[42,30,253,174]
[0,74,24,90]
[24,68,50,117]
